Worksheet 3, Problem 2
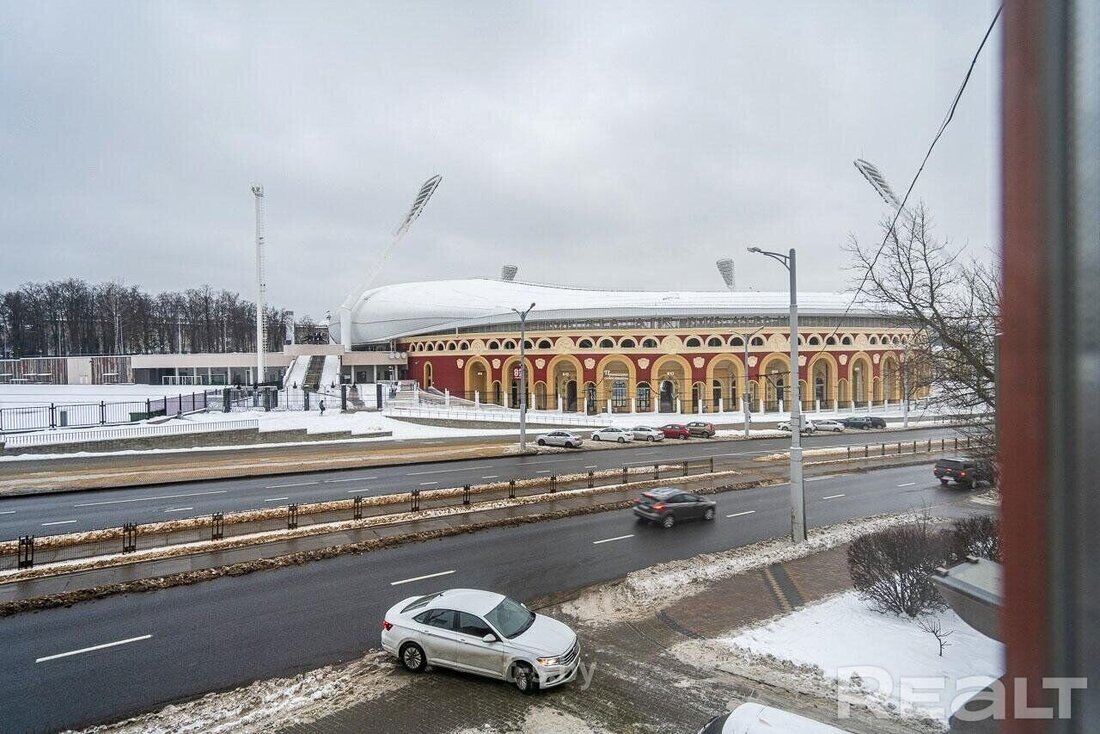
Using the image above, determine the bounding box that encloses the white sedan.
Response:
[536,430,583,448]
[812,419,845,433]
[382,588,580,692]
[591,426,635,443]
[630,426,665,442]
[777,419,818,434]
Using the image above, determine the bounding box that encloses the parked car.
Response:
[685,421,717,438]
[699,703,849,734]
[658,423,691,440]
[934,457,994,489]
[591,426,634,443]
[633,487,717,528]
[813,419,845,433]
[382,588,580,693]
[630,426,665,442]
[536,430,583,448]
[777,419,817,434]
[840,416,886,429]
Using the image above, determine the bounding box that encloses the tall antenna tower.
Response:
[252,184,266,383]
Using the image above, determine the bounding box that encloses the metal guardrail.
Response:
[0,440,960,572]
[2,419,260,448]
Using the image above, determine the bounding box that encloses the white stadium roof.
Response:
[331,278,878,345]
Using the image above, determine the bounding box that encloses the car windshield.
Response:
[485,596,536,639]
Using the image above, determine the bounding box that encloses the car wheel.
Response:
[703,507,715,521]
[680,434,688,440]
[662,514,676,529]
[537,438,546,447]
[969,479,978,490]
[647,435,655,442]
[593,434,600,441]
[399,643,427,673]
[617,436,625,443]
[939,478,948,485]
[512,662,539,694]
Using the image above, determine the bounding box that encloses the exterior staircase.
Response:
[302,355,325,391]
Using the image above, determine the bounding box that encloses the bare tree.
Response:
[917,616,953,656]
[846,203,999,463]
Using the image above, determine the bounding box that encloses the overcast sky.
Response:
[0,1,1001,319]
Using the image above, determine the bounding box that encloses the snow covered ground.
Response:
[720,591,1003,727]
[0,384,212,409]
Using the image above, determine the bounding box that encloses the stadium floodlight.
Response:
[854,159,903,210]
[338,175,443,348]
[501,265,519,282]
[716,258,735,290]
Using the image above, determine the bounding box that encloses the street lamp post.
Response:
[748,246,806,543]
[512,303,536,452]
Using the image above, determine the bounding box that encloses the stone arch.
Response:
[546,354,584,412]
[534,380,547,410]
[641,337,659,349]
[807,352,839,405]
[595,354,637,413]
[464,357,491,401]
[684,336,703,348]
[759,353,792,409]
[597,337,615,349]
[536,338,553,349]
[706,335,723,348]
[501,355,535,408]
[730,335,745,347]
[619,337,637,349]
[849,352,873,404]
[690,381,707,413]
[421,361,434,389]
[706,354,747,412]
[651,354,691,413]
[577,337,594,349]
[881,354,901,401]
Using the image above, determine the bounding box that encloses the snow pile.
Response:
[718,591,1003,727]
[72,650,408,734]
[453,706,610,734]
[560,511,929,626]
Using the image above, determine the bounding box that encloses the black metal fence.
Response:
[0,390,219,432]
[0,440,961,572]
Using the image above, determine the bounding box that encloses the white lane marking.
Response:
[390,569,455,586]
[584,465,598,469]
[36,634,152,663]
[537,470,552,474]
[822,494,846,500]
[347,489,372,494]
[264,496,289,502]
[407,465,491,476]
[163,507,193,513]
[481,475,499,480]
[419,481,438,486]
[805,475,837,482]
[0,510,15,515]
[325,477,369,483]
[264,481,318,489]
[42,520,77,527]
[898,482,916,487]
[727,510,757,518]
[74,490,226,507]
[592,534,634,545]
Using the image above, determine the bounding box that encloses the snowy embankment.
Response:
[0,384,210,409]
[708,591,1002,728]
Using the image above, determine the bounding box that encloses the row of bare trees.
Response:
[847,203,999,464]
[0,280,295,358]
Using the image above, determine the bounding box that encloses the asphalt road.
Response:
[0,427,958,539]
[0,462,989,733]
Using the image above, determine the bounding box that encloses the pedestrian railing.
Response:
[0,390,219,433]
[0,439,961,573]
[2,419,259,449]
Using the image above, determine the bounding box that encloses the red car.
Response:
[659,423,690,439]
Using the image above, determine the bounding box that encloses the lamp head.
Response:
[747,246,762,254]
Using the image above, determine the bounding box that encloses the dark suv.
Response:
[841,416,887,429]
[685,421,716,438]
[934,458,994,489]
[633,487,716,528]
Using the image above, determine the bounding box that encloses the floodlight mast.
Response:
[338,175,443,348]
[716,258,736,290]
[252,184,266,384]
[854,159,903,211]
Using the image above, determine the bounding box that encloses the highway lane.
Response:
[0,426,959,538]
[0,463,989,732]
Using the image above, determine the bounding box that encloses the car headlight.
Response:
[536,656,560,666]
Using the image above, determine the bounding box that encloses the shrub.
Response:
[847,520,949,617]
[949,515,1000,563]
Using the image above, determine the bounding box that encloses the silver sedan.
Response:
[381,588,581,692]
[536,430,583,448]
[630,426,665,442]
